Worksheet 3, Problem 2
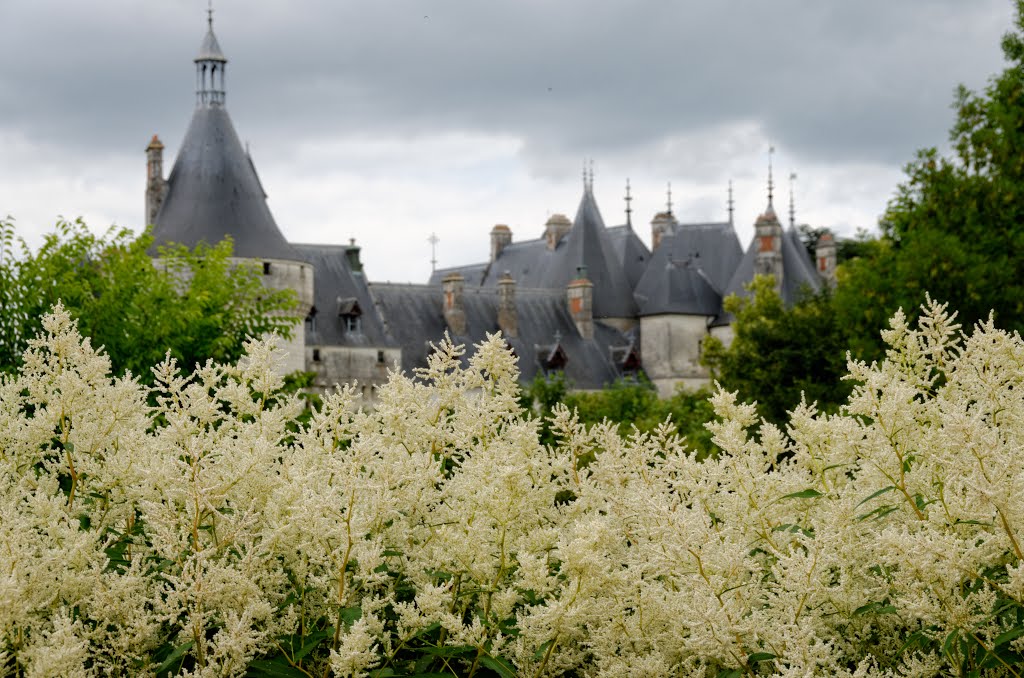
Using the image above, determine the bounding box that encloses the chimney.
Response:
[490,224,512,262]
[566,266,593,340]
[544,213,572,250]
[816,230,837,288]
[345,238,363,273]
[650,211,677,250]
[145,134,167,226]
[442,272,467,335]
[497,271,517,338]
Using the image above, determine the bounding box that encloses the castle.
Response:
[146,16,837,398]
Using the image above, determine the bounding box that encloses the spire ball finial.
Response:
[767,145,775,207]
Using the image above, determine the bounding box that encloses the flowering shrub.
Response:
[3,299,1024,676]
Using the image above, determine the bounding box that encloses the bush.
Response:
[4,300,1024,676]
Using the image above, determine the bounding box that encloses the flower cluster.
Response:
[3,298,1024,676]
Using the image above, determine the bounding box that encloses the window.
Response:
[344,315,361,334]
[377,350,385,364]
[263,261,272,275]
[312,348,321,362]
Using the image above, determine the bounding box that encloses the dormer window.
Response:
[337,297,362,336]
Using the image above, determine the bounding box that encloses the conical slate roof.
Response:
[558,188,638,318]
[196,22,226,62]
[150,105,299,261]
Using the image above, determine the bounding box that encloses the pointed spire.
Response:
[727,180,734,226]
[624,178,633,228]
[767,145,775,207]
[788,172,797,228]
[195,4,227,107]
[666,181,673,216]
[588,159,595,191]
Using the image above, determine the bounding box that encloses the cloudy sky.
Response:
[0,1,1016,282]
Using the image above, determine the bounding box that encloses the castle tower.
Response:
[148,11,313,373]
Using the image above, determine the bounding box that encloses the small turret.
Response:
[442,272,467,335]
[195,8,227,107]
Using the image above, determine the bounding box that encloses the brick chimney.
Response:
[753,208,784,292]
[490,224,512,262]
[442,272,467,335]
[497,271,517,338]
[145,134,167,226]
[816,230,837,288]
[566,266,593,340]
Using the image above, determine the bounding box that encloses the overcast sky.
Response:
[0,1,1016,282]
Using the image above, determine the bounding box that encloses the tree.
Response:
[702,275,850,424]
[835,0,1024,357]
[0,217,300,380]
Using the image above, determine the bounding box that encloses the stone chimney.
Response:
[145,134,167,226]
[566,266,593,340]
[345,238,363,273]
[650,211,677,250]
[816,230,837,288]
[442,272,467,335]
[490,224,512,262]
[753,208,784,292]
[544,213,572,250]
[497,271,517,338]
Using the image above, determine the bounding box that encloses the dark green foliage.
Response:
[702,276,851,426]
[0,217,300,381]
[523,372,719,458]
[835,0,1024,359]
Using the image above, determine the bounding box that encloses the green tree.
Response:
[836,0,1024,357]
[702,275,850,425]
[0,217,300,380]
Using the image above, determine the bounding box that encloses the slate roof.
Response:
[368,283,631,389]
[632,221,741,317]
[428,189,639,319]
[293,243,394,348]
[714,212,823,326]
[196,22,227,62]
[605,224,651,289]
[150,105,300,261]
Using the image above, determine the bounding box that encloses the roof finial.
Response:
[788,172,797,228]
[427,232,440,273]
[666,181,673,216]
[207,0,214,29]
[625,178,633,228]
[727,180,734,226]
[582,160,587,190]
[588,159,594,191]
[767,145,775,207]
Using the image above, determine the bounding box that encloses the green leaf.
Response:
[993,625,1024,648]
[418,645,475,658]
[153,640,193,677]
[747,652,777,663]
[856,485,895,507]
[780,488,823,500]
[479,655,517,678]
[852,601,897,616]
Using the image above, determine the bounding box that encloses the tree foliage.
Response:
[0,217,300,380]
[701,275,851,425]
[834,0,1024,358]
